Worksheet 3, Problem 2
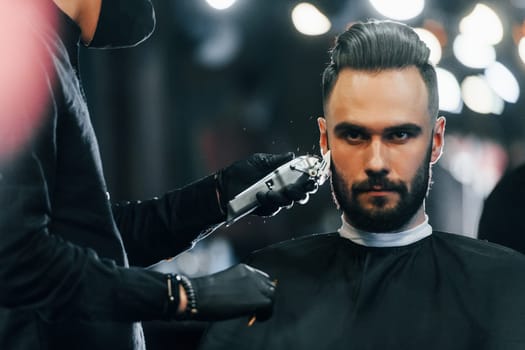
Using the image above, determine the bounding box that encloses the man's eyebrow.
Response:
[383,123,423,135]
[333,122,369,135]
[333,122,423,135]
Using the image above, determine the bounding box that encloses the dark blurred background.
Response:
[78,0,525,348]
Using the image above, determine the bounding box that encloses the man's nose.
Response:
[365,139,389,174]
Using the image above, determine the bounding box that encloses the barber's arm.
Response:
[113,152,312,267]
[0,133,274,323]
[112,174,225,267]
[0,132,169,321]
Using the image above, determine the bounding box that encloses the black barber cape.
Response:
[0,4,223,350]
[199,232,525,349]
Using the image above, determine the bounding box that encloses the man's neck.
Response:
[339,207,432,247]
[52,0,101,45]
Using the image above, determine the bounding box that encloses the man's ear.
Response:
[317,117,329,155]
[430,116,446,164]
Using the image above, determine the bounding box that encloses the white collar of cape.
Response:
[338,214,433,247]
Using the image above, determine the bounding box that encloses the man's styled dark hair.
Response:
[322,20,439,121]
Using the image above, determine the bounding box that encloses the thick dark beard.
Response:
[331,144,432,232]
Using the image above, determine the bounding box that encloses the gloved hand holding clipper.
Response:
[216,152,323,219]
[183,152,325,247]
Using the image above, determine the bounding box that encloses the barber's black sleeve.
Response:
[0,112,175,323]
[112,175,224,267]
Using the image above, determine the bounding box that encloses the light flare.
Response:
[0,2,56,162]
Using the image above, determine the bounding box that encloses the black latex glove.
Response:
[189,263,275,321]
[217,152,316,217]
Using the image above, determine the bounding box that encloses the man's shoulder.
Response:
[433,231,525,267]
[432,231,525,302]
[434,230,523,253]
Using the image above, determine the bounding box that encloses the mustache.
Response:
[351,176,406,193]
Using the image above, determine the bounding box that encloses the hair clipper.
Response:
[226,151,331,225]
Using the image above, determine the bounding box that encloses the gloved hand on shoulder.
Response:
[177,263,275,321]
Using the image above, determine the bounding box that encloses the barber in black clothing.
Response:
[0,1,310,349]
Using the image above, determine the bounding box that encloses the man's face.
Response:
[319,67,445,232]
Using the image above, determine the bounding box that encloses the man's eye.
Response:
[388,131,410,142]
[344,130,364,141]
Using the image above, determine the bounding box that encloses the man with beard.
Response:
[198,20,525,349]
[0,1,315,349]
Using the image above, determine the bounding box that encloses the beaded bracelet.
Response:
[165,274,180,318]
[176,274,198,316]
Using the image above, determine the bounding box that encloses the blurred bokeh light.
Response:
[369,0,425,20]
[291,2,331,36]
